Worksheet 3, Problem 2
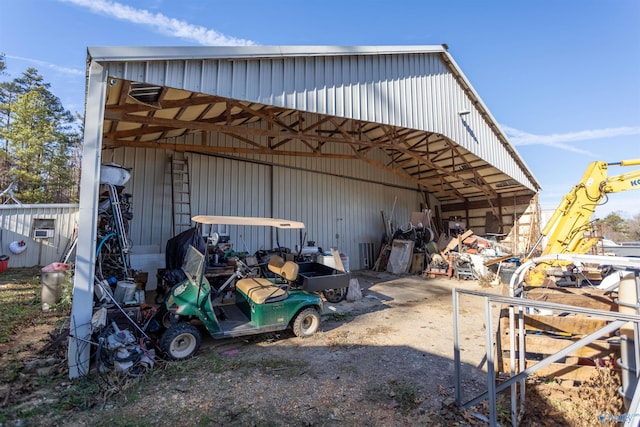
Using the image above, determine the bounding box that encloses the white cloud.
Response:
[5,55,84,77]
[502,125,640,156]
[59,0,256,46]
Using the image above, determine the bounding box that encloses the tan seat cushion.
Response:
[267,256,299,281]
[236,278,287,304]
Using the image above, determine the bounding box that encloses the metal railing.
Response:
[453,283,640,426]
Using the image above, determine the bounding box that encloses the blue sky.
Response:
[2,0,639,219]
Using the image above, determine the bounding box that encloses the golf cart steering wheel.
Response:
[210,231,220,246]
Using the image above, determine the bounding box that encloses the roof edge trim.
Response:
[440,51,541,190]
[87,45,447,62]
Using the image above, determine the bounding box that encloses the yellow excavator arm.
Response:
[541,158,640,256]
[524,159,640,287]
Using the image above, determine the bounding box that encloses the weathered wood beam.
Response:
[104,112,373,146]
[102,138,358,159]
[107,94,222,113]
[440,195,534,212]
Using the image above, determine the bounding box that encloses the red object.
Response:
[0,258,8,273]
[41,262,69,273]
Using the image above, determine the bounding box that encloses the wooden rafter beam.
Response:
[377,125,466,199]
[104,112,374,146]
[389,126,499,201]
[440,138,499,214]
[336,123,463,200]
[107,94,222,113]
[102,138,358,159]
[102,89,526,203]
[355,155,463,200]
[106,126,177,139]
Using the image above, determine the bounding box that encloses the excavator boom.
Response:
[541,159,640,256]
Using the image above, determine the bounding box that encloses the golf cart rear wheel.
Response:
[322,287,347,303]
[160,323,202,360]
[292,308,320,338]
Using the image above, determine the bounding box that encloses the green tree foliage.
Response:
[0,61,80,203]
[598,212,636,243]
[602,212,629,233]
[628,214,640,242]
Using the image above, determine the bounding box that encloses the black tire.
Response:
[322,287,347,303]
[160,323,202,360]
[154,305,176,331]
[154,288,167,304]
[292,307,320,338]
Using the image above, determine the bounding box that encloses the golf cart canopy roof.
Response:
[192,215,305,229]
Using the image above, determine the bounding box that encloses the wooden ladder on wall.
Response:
[170,153,192,236]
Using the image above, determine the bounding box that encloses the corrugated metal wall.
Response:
[0,204,78,267]
[105,50,536,191]
[271,165,420,266]
[0,152,422,274]
[103,147,173,253]
[107,147,421,270]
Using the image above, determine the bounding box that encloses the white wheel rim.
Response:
[300,314,318,334]
[170,332,196,358]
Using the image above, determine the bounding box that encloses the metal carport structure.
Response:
[69,45,540,377]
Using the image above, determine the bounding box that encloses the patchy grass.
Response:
[0,267,44,343]
[156,351,227,379]
[329,311,350,322]
[366,379,422,413]
[242,357,310,378]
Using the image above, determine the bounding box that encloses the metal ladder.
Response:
[170,153,192,236]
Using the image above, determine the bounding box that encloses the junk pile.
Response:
[373,209,515,282]
[92,306,156,376]
[89,279,160,377]
[84,164,160,377]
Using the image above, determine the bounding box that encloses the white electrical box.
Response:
[34,228,54,239]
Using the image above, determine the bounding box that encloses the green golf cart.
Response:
[157,216,324,360]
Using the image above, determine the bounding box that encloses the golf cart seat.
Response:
[236,278,287,304]
[266,256,299,281]
[235,257,299,304]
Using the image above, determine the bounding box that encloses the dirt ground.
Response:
[0,270,623,426]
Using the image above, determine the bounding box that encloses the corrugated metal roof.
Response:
[91,45,539,205]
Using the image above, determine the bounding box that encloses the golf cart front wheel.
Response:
[292,308,320,338]
[160,323,202,360]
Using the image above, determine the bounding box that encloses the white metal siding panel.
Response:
[0,204,79,267]
[107,146,422,269]
[189,154,273,251]
[271,165,419,268]
[107,147,173,252]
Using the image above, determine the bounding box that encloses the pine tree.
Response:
[0,64,80,203]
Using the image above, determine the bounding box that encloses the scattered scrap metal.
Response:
[373,210,515,282]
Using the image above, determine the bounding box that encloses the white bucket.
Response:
[100,164,131,186]
[114,280,137,303]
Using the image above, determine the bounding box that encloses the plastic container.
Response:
[41,269,67,310]
[0,255,9,273]
[100,163,131,186]
[316,253,350,272]
[114,280,137,303]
